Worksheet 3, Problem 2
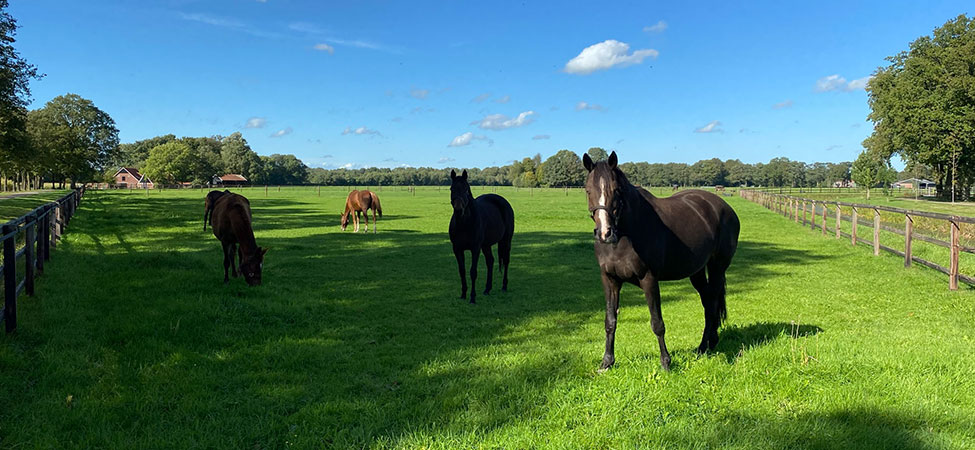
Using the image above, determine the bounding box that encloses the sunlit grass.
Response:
[1,186,973,448]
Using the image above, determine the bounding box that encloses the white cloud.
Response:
[815,74,871,92]
[342,126,382,137]
[180,12,281,38]
[532,134,551,140]
[643,20,667,33]
[410,88,430,99]
[470,111,535,130]
[438,157,456,163]
[564,40,658,75]
[313,43,335,54]
[494,95,511,104]
[471,93,491,103]
[694,121,722,133]
[772,99,794,109]
[448,132,493,147]
[270,127,293,138]
[244,117,266,128]
[846,76,871,90]
[575,101,606,112]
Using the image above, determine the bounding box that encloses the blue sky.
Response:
[11,1,973,170]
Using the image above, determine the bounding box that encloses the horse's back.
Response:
[475,194,514,244]
[212,193,253,241]
[645,188,739,273]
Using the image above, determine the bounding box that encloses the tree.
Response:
[142,141,193,185]
[690,158,726,186]
[586,147,609,162]
[865,14,975,200]
[27,94,119,187]
[263,153,308,185]
[0,0,42,190]
[220,132,261,181]
[851,150,896,199]
[541,149,585,187]
[827,162,852,186]
[115,134,176,168]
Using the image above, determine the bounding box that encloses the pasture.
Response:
[1,186,974,448]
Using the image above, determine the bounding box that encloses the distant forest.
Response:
[113,134,925,188]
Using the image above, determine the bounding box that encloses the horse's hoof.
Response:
[660,357,672,372]
[695,343,708,355]
[599,356,614,371]
[596,367,610,374]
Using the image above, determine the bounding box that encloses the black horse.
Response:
[449,169,514,304]
[583,151,740,371]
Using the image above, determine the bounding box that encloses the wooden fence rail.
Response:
[740,189,971,290]
[1,189,84,333]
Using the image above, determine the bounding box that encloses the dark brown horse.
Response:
[341,190,383,233]
[449,169,514,303]
[203,189,231,231]
[583,151,739,371]
[210,192,268,286]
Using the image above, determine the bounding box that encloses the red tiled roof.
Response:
[115,167,151,183]
[217,174,248,182]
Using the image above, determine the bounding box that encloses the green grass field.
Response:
[0,190,71,222]
[1,186,974,449]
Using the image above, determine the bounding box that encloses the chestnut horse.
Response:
[203,189,231,231]
[210,192,268,285]
[449,169,514,304]
[583,151,739,371]
[341,189,383,233]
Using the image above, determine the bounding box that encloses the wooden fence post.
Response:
[821,203,827,235]
[802,201,807,226]
[25,215,35,296]
[810,202,816,230]
[835,205,841,239]
[851,207,858,246]
[3,223,15,333]
[44,205,52,260]
[904,214,912,268]
[873,209,880,256]
[950,220,959,290]
[793,199,798,223]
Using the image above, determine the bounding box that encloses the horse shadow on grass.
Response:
[714,321,823,363]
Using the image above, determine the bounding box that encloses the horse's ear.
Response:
[461,169,468,180]
[608,151,618,168]
[450,169,456,179]
[583,153,594,172]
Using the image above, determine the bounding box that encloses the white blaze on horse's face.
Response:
[595,177,613,242]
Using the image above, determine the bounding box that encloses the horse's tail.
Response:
[372,192,383,218]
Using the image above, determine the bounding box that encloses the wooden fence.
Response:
[1,189,84,333]
[740,189,973,290]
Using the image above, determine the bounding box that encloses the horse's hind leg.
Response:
[690,268,717,353]
[372,208,377,234]
[481,245,494,295]
[498,238,511,292]
[222,243,233,284]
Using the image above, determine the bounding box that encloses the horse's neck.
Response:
[620,185,657,229]
[453,199,479,225]
[229,206,258,255]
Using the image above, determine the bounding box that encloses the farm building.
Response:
[212,174,249,187]
[113,167,153,189]
[891,178,936,190]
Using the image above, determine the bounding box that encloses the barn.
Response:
[212,174,249,187]
[113,167,153,189]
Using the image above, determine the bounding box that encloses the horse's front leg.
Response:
[640,275,671,371]
[599,271,622,371]
[454,247,467,299]
[468,245,480,304]
[354,211,361,232]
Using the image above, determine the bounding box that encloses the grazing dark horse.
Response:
[210,192,268,286]
[203,189,231,231]
[449,169,514,304]
[583,151,739,371]
[341,190,383,233]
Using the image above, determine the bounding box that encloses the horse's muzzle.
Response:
[595,228,619,245]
